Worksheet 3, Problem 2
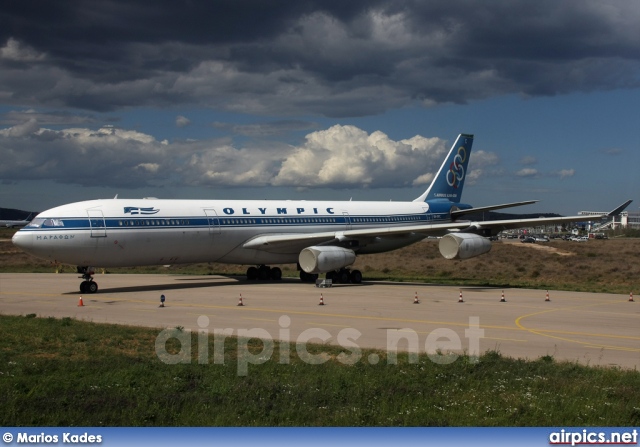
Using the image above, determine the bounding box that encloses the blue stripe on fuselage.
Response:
[20,212,453,232]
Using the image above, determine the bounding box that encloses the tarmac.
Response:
[0,273,638,369]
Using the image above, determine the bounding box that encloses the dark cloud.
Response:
[1,0,639,116]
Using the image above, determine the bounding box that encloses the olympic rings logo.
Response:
[446,146,467,188]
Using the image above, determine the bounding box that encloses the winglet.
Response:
[607,200,632,217]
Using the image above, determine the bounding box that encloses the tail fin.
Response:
[413,133,474,203]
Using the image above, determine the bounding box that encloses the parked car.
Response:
[521,237,536,243]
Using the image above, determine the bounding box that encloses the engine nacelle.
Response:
[299,246,356,274]
[438,233,492,260]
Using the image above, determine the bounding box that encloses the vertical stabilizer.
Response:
[413,133,474,203]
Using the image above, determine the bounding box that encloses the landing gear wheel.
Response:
[300,271,318,283]
[247,266,258,280]
[338,269,350,284]
[79,280,98,294]
[270,267,282,280]
[257,265,270,280]
[350,269,362,284]
[77,266,98,294]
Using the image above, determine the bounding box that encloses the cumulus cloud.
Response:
[0,121,482,191]
[0,118,39,137]
[516,168,539,178]
[176,116,191,128]
[0,123,175,187]
[466,150,501,184]
[273,125,447,188]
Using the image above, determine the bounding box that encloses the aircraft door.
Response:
[204,209,221,234]
[87,210,107,237]
[342,211,352,231]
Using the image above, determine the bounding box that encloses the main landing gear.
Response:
[77,266,98,294]
[246,265,362,284]
[246,265,282,281]
[325,268,362,284]
[300,268,362,284]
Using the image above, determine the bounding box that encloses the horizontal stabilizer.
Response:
[451,200,538,219]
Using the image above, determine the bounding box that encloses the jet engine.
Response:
[438,233,492,260]
[299,246,356,274]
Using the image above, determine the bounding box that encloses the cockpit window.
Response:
[26,218,45,228]
[44,219,65,227]
[27,218,65,228]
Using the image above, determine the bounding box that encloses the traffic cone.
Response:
[545,290,550,302]
[458,291,464,303]
[237,293,244,306]
[318,293,325,306]
[78,296,84,307]
[630,292,634,302]
[500,290,506,302]
[413,292,420,304]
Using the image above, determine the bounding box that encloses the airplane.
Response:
[11,133,631,294]
[1,213,33,228]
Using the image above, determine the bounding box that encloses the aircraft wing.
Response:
[453,214,605,233]
[607,199,633,216]
[242,213,609,254]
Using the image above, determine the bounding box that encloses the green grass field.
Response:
[1,314,639,426]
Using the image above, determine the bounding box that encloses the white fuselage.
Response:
[13,198,446,268]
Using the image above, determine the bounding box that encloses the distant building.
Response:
[578,210,640,230]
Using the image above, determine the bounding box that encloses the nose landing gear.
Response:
[77,266,98,294]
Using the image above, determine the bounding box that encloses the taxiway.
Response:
[0,273,638,369]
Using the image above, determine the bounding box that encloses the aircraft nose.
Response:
[12,230,33,253]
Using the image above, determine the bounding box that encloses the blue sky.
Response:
[1,1,638,215]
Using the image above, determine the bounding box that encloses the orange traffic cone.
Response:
[545,290,550,302]
[237,294,244,306]
[500,290,506,302]
[78,296,84,307]
[413,292,420,304]
[318,293,325,306]
[458,291,464,303]
[630,292,634,302]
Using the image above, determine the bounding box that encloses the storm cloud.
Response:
[2,1,639,116]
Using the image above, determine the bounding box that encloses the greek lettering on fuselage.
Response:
[221,207,335,216]
[36,235,75,241]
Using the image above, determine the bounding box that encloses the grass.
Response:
[1,314,639,427]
